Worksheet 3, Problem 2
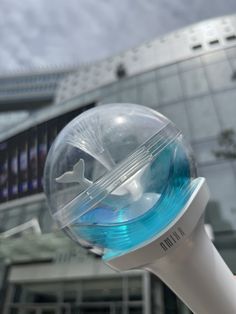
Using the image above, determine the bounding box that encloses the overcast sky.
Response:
[1,0,236,73]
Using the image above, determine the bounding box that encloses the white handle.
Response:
[146,219,236,314]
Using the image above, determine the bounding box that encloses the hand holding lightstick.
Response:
[44,104,236,314]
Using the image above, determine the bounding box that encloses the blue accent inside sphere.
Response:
[65,142,196,259]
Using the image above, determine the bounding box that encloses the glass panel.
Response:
[18,132,29,197]
[159,103,191,141]
[137,70,156,83]
[102,82,119,96]
[205,60,235,91]
[24,283,59,303]
[118,76,137,89]
[128,276,142,301]
[163,284,178,314]
[120,87,138,103]
[156,64,178,78]
[12,285,23,303]
[0,142,8,203]
[0,111,29,133]
[228,58,236,71]
[4,208,22,231]
[39,206,53,233]
[181,68,209,98]
[157,75,183,105]
[41,310,57,314]
[82,278,122,302]
[128,307,142,314]
[101,93,122,105]
[192,140,218,164]
[79,306,110,314]
[47,118,58,150]
[226,46,236,59]
[37,123,47,191]
[198,163,236,232]
[214,90,236,131]
[28,127,38,194]
[25,310,36,314]
[9,309,19,314]
[8,137,19,200]
[187,96,221,140]
[24,203,40,222]
[63,290,77,303]
[113,306,123,314]
[201,50,226,64]
[176,299,192,314]
[178,57,201,71]
[139,80,159,108]
[0,211,6,232]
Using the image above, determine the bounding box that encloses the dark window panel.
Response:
[37,123,47,192]
[0,142,8,203]
[47,118,58,151]
[198,162,236,232]
[28,127,38,193]
[8,137,18,200]
[18,132,29,197]
[0,103,95,202]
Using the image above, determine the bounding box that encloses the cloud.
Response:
[0,0,236,72]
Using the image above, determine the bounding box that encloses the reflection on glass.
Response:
[0,104,95,204]
[41,310,56,314]
[205,60,234,91]
[128,307,142,314]
[158,75,182,104]
[188,96,220,140]
[139,80,159,108]
[37,124,47,191]
[199,163,236,231]
[8,138,18,200]
[181,68,209,98]
[47,118,58,151]
[28,127,38,193]
[57,115,68,134]
[0,142,8,203]
[128,276,142,301]
[163,283,178,314]
[82,278,122,302]
[18,133,28,196]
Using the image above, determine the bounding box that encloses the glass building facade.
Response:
[1,14,236,314]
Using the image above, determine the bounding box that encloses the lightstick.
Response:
[44,104,236,314]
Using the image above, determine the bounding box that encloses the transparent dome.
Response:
[44,103,196,258]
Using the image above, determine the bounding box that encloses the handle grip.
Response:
[146,219,236,314]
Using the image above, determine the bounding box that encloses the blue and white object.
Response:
[44,104,236,314]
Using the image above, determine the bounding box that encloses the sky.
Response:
[1,0,236,73]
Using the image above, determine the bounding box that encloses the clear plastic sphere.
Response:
[44,103,196,258]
